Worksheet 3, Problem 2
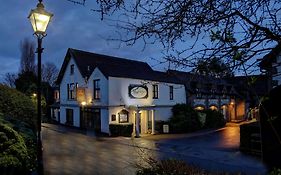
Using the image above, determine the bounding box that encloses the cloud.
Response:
[0,0,167,82]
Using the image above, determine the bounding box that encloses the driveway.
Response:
[42,123,267,175]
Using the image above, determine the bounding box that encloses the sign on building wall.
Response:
[128,85,148,99]
[76,87,86,102]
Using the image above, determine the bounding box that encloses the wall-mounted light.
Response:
[81,101,86,106]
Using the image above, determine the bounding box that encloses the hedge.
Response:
[109,124,133,137]
[0,85,36,129]
[0,122,29,174]
[169,104,201,133]
[201,109,226,128]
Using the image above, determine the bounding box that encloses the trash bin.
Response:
[163,124,169,133]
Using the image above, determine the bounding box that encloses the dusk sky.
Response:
[0,0,177,81]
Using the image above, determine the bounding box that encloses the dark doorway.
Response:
[80,108,101,132]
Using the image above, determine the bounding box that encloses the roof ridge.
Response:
[68,48,150,65]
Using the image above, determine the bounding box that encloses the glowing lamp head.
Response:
[81,101,86,106]
[28,2,53,35]
[33,93,37,97]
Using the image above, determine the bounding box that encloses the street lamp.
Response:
[28,1,53,174]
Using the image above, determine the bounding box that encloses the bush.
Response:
[109,124,133,137]
[137,159,205,175]
[0,85,36,129]
[202,109,226,128]
[169,104,201,133]
[0,115,37,173]
[0,123,29,174]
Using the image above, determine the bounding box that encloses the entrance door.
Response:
[80,108,101,132]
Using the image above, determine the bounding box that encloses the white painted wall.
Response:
[60,57,86,106]
[108,77,186,107]
[101,109,109,133]
[60,106,80,127]
[86,68,109,106]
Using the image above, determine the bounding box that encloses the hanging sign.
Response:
[128,85,148,99]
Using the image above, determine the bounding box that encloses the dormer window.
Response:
[70,64,74,74]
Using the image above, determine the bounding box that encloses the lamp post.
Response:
[28,1,53,174]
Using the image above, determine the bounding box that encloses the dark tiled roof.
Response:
[56,48,183,84]
[226,75,270,96]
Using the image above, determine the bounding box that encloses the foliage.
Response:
[201,109,226,128]
[68,0,281,72]
[154,120,169,134]
[3,73,17,88]
[136,158,241,175]
[19,38,36,74]
[109,123,133,137]
[169,104,201,133]
[0,84,36,129]
[269,168,281,175]
[193,57,234,78]
[42,62,59,86]
[0,122,29,174]
[15,71,37,96]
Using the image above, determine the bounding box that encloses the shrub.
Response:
[155,120,169,134]
[109,123,133,137]
[0,123,29,174]
[169,104,201,133]
[202,109,226,128]
[0,115,37,173]
[136,159,221,175]
[0,85,36,129]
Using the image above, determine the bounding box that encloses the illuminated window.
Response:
[169,86,173,100]
[152,84,159,99]
[119,110,129,123]
[93,79,100,100]
[70,64,74,74]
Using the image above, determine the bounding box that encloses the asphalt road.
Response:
[42,123,267,175]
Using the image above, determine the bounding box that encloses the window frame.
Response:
[93,79,101,100]
[67,83,78,100]
[152,84,159,99]
[169,85,174,100]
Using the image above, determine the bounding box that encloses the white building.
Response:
[53,48,186,136]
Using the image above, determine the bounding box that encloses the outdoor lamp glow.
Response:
[28,1,53,35]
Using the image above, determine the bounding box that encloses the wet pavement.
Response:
[42,123,267,175]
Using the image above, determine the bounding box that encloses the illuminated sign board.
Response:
[128,85,148,99]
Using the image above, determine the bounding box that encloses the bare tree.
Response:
[68,0,281,73]
[20,38,36,73]
[41,62,59,86]
[3,73,17,88]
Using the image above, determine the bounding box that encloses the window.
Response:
[66,108,73,126]
[70,64,74,74]
[67,83,78,100]
[93,79,100,100]
[169,86,173,100]
[152,84,159,99]
[119,110,129,123]
[54,90,59,100]
[111,114,116,121]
